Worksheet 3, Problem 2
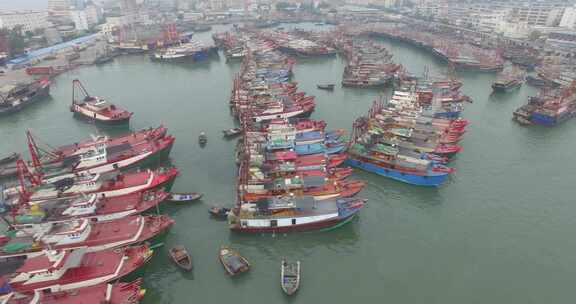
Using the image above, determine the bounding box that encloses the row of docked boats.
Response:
[351,23,504,72]
[226,31,367,233]
[0,126,182,303]
[259,30,337,58]
[229,34,315,123]
[337,38,402,88]
[213,32,247,61]
[347,75,470,186]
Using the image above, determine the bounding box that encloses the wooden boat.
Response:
[209,206,230,218]
[281,260,301,295]
[199,132,207,145]
[0,152,18,165]
[169,245,193,271]
[222,127,242,137]
[169,192,203,202]
[219,246,250,276]
[317,84,335,90]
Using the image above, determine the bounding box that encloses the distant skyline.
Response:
[0,0,48,10]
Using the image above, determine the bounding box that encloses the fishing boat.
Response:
[151,41,215,61]
[219,246,250,276]
[16,127,174,180]
[281,260,301,296]
[169,192,203,202]
[199,132,207,145]
[169,245,193,271]
[0,280,146,304]
[0,153,19,166]
[513,82,576,126]
[3,244,153,293]
[228,196,366,233]
[209,206,230,219]
[70,79,132,124]
[23,127,168,171]
[492,68,524,92]
[317,84,335,91]
[0,215,174,258]
[222,128,242,138]
[5,190,170,226]
[0,79,50,116]
[3,167,178,206]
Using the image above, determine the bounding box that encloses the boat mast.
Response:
[26,130,43,174]
[72,79,91,105]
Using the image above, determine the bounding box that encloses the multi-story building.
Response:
[416,0,573,28]
[0,11,49,32]
[48,0,72,16]
[560,5,576,29]
[70,10,90,31]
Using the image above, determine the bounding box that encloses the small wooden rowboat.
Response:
[281,260,301,295]
[169,245,193,271]
[209,206,230,219]
[219,246,250,276]
[169,192,203,202]
[317,84,335,90]
[199,132,207,145]
[222,128,242,138]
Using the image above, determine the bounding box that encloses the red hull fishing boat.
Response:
[70,79,132,124]
[3,244,153,293]
[4,166,178,205]
[25,131,175,177]
[0,280,146,304]
[6,127,170,180]
[6,190,170,226]
[0,215,174,258]
[45,126,168,161]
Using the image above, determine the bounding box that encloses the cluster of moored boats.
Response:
[226,32,367,233]
[513,81,576,126]
[0,125,181,303]
[338,38,402,88]
[347,75,470,186]
[259,30,337,57]
[352,24,504,72]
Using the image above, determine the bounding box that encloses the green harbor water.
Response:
[2,23,576,303]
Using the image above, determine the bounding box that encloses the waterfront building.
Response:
[48,0,73,17]
[70,10,90,31]
[0,11,49,32]
[560,5,576,29]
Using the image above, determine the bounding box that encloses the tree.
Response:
[4,26,26,57]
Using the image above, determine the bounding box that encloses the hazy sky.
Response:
[0,0,48,10]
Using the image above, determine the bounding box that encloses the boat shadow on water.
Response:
[226,220,361,257]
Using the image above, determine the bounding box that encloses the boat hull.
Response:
[345,158,448,186]
[230,212,358,233]
[0,84,50,116]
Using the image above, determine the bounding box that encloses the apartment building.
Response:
[0,11,49,32]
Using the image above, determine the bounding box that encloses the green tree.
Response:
[6,26,26,56]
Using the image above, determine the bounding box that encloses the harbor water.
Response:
[1,24,575,303]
